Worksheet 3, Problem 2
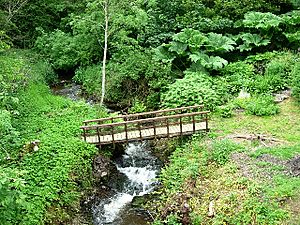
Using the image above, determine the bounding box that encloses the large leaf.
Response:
[238,33,270,52]
[154,44,176,63]
[282,10,300,26]
[169,41,188,55]
[285,31,300,43]
[189,52,208,63]
[243,12,282,30]
[189,53,227,70]
[205,33,236,52]
[173,28,203,43]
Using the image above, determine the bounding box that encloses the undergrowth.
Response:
[151,98,300,225]
[0,51,107,224]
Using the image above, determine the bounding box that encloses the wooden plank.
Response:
[83,105,204,124]
[81,111,209,130]
[83,122,207,144]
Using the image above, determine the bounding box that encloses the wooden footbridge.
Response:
[81,105,209,146]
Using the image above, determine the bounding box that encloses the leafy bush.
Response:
[0,167,27,224]
[291,62,300,101]
[250,53,296,94]
[245,95,279,116]
[128,100,147,114]
[73,64,102,96]
[161,72,223,110]
[0,52,27,112]
[210,139,244,165]
[0,110,20,159]
[105,49,174,108]
[35,29,100,70]
[221,61,255,94]
[11,84,102,224]
[216,105,234,118]
[30,60,57,85]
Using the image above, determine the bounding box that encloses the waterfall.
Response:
[92,142,160,225]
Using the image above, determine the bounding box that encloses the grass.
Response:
[151,98,300,225]
[211,99,300,143]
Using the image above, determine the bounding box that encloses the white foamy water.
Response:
[92,142,160,225]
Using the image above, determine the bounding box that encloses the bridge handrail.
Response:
[81,111,209,130]
[83,105,204,125]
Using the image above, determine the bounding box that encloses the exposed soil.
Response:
[231,152,300,180]
[287,156,300,177]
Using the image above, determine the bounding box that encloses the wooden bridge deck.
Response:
[81,105,209,146]
[84,122,206,145]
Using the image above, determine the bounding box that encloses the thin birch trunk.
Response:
[100,0,108,106]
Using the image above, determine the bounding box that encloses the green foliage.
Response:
[210,139,244,165]
[231,191,287,224]
[221,61,255,94]
[291,61,300,101]
[0,51,27,112]
[242,12,282,30]
[0,167,27,224]
[159,144,203,193]
[245,95,279,116]
[106,49,174,108]
[155,28,234,71]
[0,30,11,52]
[250,144,300,159]
[237,33,270,52]
[161,72,223,110]
[9,83,101,224]
[35,29,99,70]
[73,64,102,96]
[166,214,182,225]
[128,100,147,114]
[0,50,106,224]
[216,105,234,118]
[0,110,20,159]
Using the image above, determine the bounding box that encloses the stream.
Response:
[92,142,161,225]
[51,81,161,225]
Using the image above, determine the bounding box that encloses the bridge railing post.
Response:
[97,127,101,144]
[205,113,209,132]
[180,116,183,136]
[111,125,115,148]
[192,115,196,133]
[83,128,87,142]
[125,122,128,144]
[153,121,156,140]
[138,121,142,141]
[166,118,170,139]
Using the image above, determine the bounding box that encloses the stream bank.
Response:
[51,81,164,225]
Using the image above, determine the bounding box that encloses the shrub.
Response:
[0,167,27,224]
[0,110,20,159]
[291,62,300,101]
[210,139,244,165]
[245,95,279,116]
[30,60,57,85]
[250,55,295,94]
[221,61,255,95]
[161,72,223,110]
[216,104,234,118]
[73,64,102,97]
[128,100,147,114]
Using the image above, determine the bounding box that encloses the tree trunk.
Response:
[100,0,109,106]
